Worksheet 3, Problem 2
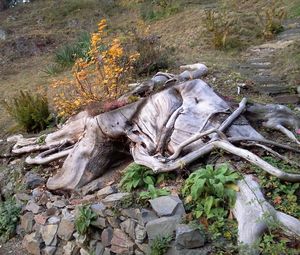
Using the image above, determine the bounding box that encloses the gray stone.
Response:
[97,185,117,197]
[121,208,140,220]
[47,216,60,224]
[120,218,136,239]
[103,248,111,255]
[21,212,34,233]
[43,246,56,255]
[102,193,129,207]
[41,224,58,245]
[53,200,67,208]
[81,177,103,195]
[138,209,158,226]
[149,195,179,217]
[95,242,105,255]
[135,242,150,254]
[256,85,292,95]
[16,192,31,201]
[107,216,120,228]
[91,202,106,217]
[297,86,300,95]
[175,224,205,249]
[7,134,23,142]
[101,227,114,247]
[58,218,75,241]
[146,216,181,240]
[63,241,80,255]
[24,172,45,189]
[91,217,107,229]
[110,229,135,255]
[166,242,212,255]
[80,248,90,255]
[135,224,146,244]
[22,232,41,255]
[26,200,41,214]
[74,232,87,247]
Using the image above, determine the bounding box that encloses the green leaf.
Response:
[204,196,214,216]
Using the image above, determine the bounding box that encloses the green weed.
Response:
[138,184,170,201]
[182,164,240,220]
[150,235,173,255]
[0,198,21,242]
[75,205,97,235]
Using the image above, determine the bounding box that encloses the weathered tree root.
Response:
[234,175,300,254]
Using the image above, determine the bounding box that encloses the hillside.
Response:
[0,1,300,255]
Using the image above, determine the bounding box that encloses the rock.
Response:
[34,214,48,225]
[102,193,129,207]
[0,29,6,40]
[95,242,105,255]
[101,227,114,247]
[120,218,136,239]
[273,94,300,104]
[53,200,67,208]
[58,218,75,241]
[64,241,80,255]
[24,172,45,189]
[26,200,42,214]
[135,242,150,254]
[21,212,34,233]
[91,217,107,229]
[110,229,135,255]
[80,177,103,195]
[107,216,121,228]
[80,248,90,255]
[146,216,181,240]
[121,208,140,220]
[166,242,212,255]
[97,185,117,197]
[135,224,146,244]
[138,209,158,226]
[37,192,49,205]
[16,192,31,201]
[175,224,205,249]
[43,246,56,255]
[48,216,60,224]
[22,232,42,255]
[74,232,87,247]
[149,195,180,217]
[256,85,293,95]
[45,207,58,217]
[41,224,58,245]
[91,202,106,217]
[297,86,300,95]
[103,248,112,255]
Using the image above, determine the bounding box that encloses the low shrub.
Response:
[0,198,21,242]
[3,90,52,133]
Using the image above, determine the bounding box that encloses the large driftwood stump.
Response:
[11,64,300,251]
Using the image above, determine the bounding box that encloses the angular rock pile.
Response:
[17,184,208,255]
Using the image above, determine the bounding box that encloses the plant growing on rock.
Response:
[3,90,52,133]
[52,19,139,117]
[0,198,21,242]
[181,164,240,220]
[75,205,96,235]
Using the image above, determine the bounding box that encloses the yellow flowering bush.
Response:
[52,19,139,117]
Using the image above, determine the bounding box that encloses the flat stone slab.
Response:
[255,85,294,95]
[149,196,180,217]
[273,94,300,104]
[102,193,129,207]
[146,216,181,240]
[175,224,205,249]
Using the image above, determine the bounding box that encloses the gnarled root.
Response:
[234,175,300,254]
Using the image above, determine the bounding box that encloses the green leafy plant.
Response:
[0,198,21,242]
[3,90,52,133]
[150,235,173,255]
[119,163,157,192]
[139,184,170,201]
[182,164,240,219]
[255,157,300,218]
[75,205,96,235]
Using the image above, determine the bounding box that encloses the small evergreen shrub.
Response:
[3,90,52,133]
[0,198,21,242]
